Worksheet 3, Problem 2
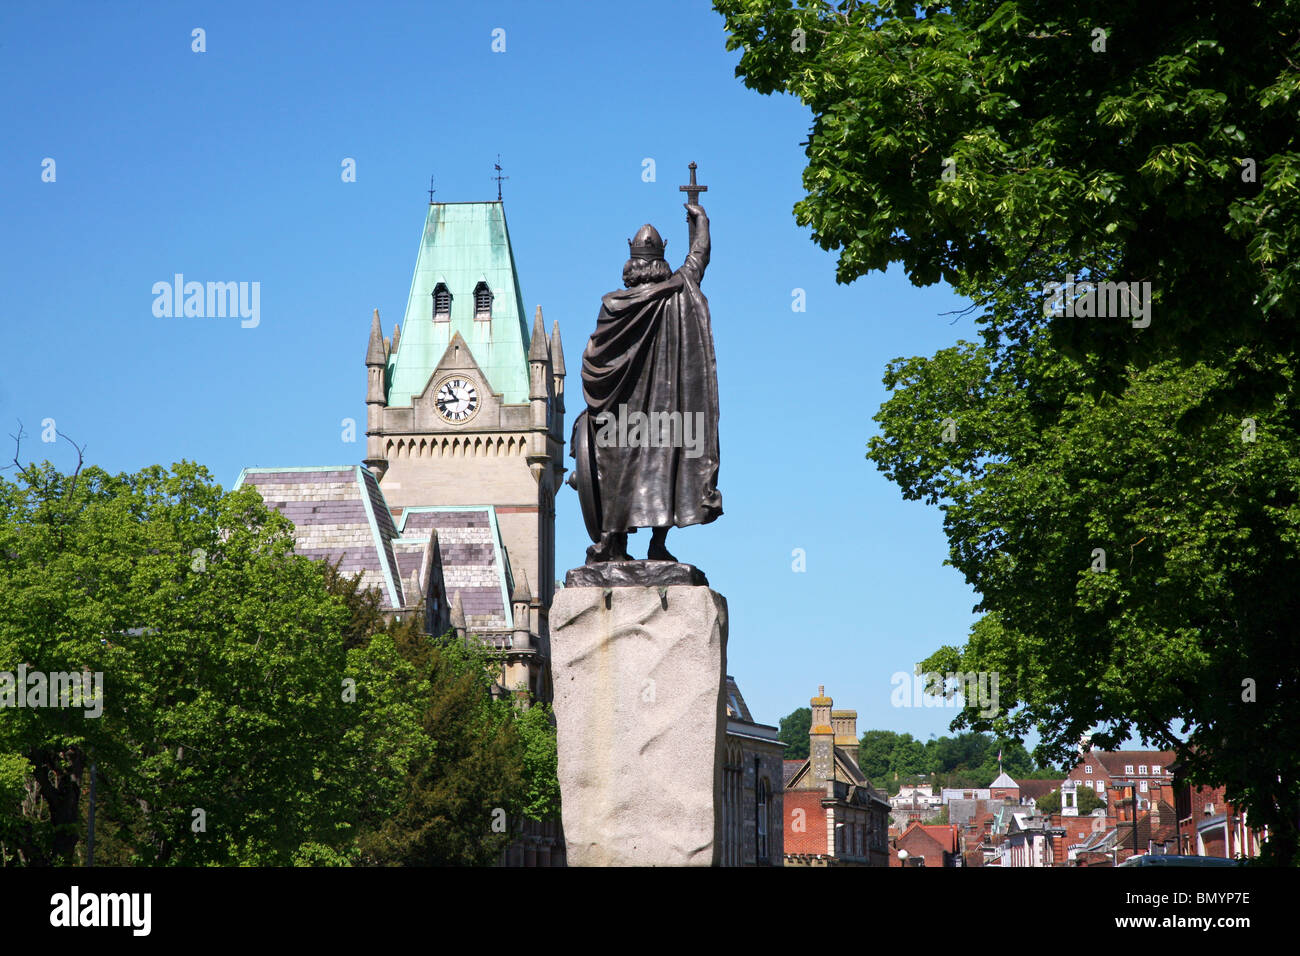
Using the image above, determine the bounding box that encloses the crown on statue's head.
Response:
[628,224,666,261]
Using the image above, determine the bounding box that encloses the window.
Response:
[473,281,492,320]
[1139,765,1147,775]
[432,283,451,321]
[756,779,769,861]
[1140,780,1148,793]
[1125,764,1134,775]
[1085,766,1093,774]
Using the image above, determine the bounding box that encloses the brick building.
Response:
[783,687,891,866]
[891,822,960,867]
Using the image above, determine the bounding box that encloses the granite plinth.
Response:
[550,584,727,866]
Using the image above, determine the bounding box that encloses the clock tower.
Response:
[364,197,566,641]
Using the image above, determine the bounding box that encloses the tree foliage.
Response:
[778,706,812,759]
[716,0,1300,388]
[718,0,1300,863]
[1035,785,1105,816]
[857,729,1053,793]
[0,456,558,866]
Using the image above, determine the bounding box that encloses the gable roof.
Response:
[1088,750,1177,777]
[1015,779,1062,801]
[388,201,532,407]
[896,822,953,859]
[989,771,1019,789]
[919,824,960,854]
[725,676,754,722]
[235,465,404,609]
[783,746,870,791]
[397,506,514,630]
[783,760,804,788]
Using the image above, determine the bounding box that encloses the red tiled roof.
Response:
[1015,779,1061,800]
[919,824,960,854]
[1091,750,1176,777]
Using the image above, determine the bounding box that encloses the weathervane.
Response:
[493,154,509,201]
[428,174,436,204]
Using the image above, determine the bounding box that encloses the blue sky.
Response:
[0,2,1006,749]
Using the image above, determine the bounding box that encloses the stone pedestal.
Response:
[550,580,727,866]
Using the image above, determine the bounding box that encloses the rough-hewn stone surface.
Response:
[564,561,709,589]
[550,584,727,866]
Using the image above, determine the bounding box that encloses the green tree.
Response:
[0,454,556,866]
[718,0,1300,864]
[858,729,903,786]
[891,733,930,779]
[515,702,561,823]
[778,706,811,760]
[716,0,1299,389]
[1036,786,1104,816]
[0,752,30,865]
[0,458,362,864]
[307,553,560,865]
[354,635,526,866]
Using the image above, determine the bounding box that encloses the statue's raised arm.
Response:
[680,203,710,286]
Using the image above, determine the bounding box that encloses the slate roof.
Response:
[949,798,1006,828]
[398,506,513,630]
[235,465,404,609]
[725,677,753,722]
[235,467,518,632]
[783,760,805,788]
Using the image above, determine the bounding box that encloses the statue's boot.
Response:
[586,531,631,564]
[647,527,677,562]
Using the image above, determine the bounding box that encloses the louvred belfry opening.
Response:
[474,281,493,320]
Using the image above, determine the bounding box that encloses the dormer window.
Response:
[432,283,451,322]
[473,281,493,320]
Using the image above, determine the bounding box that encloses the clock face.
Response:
[434,377,480,423]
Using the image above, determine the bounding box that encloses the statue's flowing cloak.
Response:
[579,239,722,531]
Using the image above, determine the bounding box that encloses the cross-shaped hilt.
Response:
[679,161,708,206]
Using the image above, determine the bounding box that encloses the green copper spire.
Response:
[386,201,532,407]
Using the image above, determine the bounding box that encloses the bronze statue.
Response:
[569,164,722,569]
